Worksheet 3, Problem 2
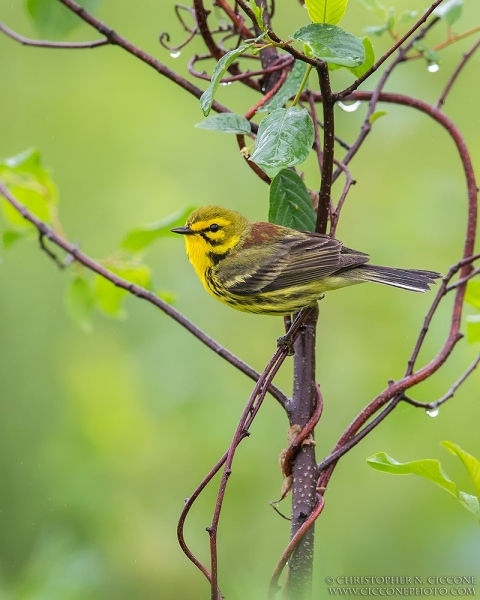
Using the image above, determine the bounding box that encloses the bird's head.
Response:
[171,205,250,268]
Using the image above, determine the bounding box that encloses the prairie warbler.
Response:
[171,206,440,316]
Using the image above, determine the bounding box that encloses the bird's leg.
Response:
[277,305,317,355]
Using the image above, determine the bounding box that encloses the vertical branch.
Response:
[285,305,319,599]
[315,64,335,235]
[285,61,333,599]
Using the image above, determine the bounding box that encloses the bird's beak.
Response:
[171,226,195,235]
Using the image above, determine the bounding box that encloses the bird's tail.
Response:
[344,264,442,292]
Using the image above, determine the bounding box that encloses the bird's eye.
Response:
[209,223,220,233]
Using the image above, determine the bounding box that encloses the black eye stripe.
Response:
[199,232,223,246]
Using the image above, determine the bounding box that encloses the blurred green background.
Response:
[0,1,479,598]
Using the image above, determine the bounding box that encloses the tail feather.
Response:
[344,264,442,293]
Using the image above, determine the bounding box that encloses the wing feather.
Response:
[216,230,370,296]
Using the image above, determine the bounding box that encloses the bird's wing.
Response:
[217,231,370,296]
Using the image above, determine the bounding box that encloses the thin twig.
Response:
[436,38,480,109]
[402,354,480,410]
[447,264,480,291]
[188,52,292,83]
[0,21,108,48]
[408,25,480,60]
[330,160,356,237]
[37,232,66,269]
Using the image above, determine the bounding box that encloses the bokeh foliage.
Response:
[0,0,479,598]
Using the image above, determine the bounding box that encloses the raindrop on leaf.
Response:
[427,62,440,73]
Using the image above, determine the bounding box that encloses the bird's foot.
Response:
[277,333,295,356]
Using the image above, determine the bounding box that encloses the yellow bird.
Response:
[171,206,441,316]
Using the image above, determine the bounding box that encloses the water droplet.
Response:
[220,81,233,86]
[337,100,361,113]
[427,62,439,73]
[170,50,181,59]
[426,408,439,418]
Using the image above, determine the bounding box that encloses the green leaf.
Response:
[457,491,480,520]
[369,109,387,124]
[367,452,458,496]
[26,0,100,40]
[260,61,308,113]
[250,107,314,178]
[2,186,52,229]
[195,113,251,134]
[466,315,480,343]
[94,263,151,319]
[0,147,57,204]
[269,170,317,231]
[368,450,480,521]
[121,206,197,254]
[2,229,29,249]
[465,281,480,310]
[292,24,365,68]
[200,43,255,116]
[246,0,265,29]
[64,276,95,332]
[349,36,375,77]
[0,148,59,230]
[442,441,480,500]
[356,0,389,21]
[434,0,463,25]
[305,0,349,26]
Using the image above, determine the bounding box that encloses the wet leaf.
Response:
[269,169,317,231]
[200,42,255,116]
[260,61,308,113]
[250,107,314,178]
[195,113,251,134]
[293,24,365,68]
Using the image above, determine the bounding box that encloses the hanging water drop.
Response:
[170,50,181,59]
[337,100,361,113]
[426,408,439,418]
[427,62,439,73]
[220,81,233,87]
